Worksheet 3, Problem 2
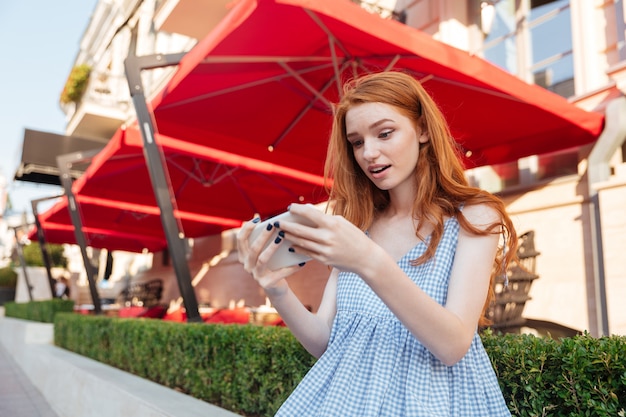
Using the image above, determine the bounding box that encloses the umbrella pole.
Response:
[58,150,104,314]
[124,29,201,323]
[12,226,33,301]
[31,195,64,297]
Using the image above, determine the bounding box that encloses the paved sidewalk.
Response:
[0,340,59,417]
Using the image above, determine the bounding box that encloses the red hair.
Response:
[323,71,517,326]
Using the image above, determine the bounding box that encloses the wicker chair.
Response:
[487,231,540,331]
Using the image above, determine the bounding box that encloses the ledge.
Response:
[0,312,241,417]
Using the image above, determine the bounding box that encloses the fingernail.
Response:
[298,262,306,267]
[278,230,285,238]
[252,217,261,223]
[288,247,295,253]
[266,223,273,231]
[274,237,282,244]
[287,204,292,211]
[273,221,280,228]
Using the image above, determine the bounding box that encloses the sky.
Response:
[0,0,98,216]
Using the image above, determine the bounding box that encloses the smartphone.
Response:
[248,211,315,270]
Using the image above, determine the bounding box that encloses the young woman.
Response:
[237,71,515,416]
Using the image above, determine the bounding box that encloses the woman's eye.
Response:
[350,140,363,148]
[379,129,393,139]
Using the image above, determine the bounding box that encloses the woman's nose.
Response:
[362,140,380,160]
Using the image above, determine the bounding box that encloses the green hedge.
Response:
[4,299,75,323]
[482,330,626,416]
[54,313,315,416]
[52,314,626,417]
[0,266,17,287]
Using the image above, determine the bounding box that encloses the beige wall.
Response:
[596,171,626,335]
[106,163,626,335]
[131,233,330,313]
[501,163,626,336]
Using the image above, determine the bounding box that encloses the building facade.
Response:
[58,0,625,336]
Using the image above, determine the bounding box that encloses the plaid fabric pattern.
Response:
[276,217,511,416]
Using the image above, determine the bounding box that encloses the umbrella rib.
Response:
[204,164,239,187]
[157,62,336,111]
[228,174,259,215]
[201,55,334,64]
[167,156,240,192]
[304,9,350,57]
[278,62,333,109]
[252,171,307,201]
[271,65,345,149]
[303,8,352,97]
[414,71,528,103]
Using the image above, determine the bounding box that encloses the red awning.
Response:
[71,124,326,233]
[29,197,167,253]
[34,0,605,249]
[150,0,604,169]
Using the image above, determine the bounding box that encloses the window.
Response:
[481,0,574,98]
[536,149,579,181]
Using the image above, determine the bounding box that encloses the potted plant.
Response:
[60,63,92,104]
[0,266,18,305]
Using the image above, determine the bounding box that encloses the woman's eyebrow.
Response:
[347,118,394,139]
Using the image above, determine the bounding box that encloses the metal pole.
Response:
[57,150,103,314]
[12,226,33,301]
[31,196,63,297]
[124,28,201,322]
[589,193,610,336]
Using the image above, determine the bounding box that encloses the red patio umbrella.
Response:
[150,0,604,171]
[70,124,326,238]
[29,197,167,253]
[36,0,605,247]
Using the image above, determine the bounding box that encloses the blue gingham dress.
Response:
[275,216,511,416]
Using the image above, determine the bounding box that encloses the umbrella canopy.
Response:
[34,0,605,250]
[151,0,604,170]
[29,197,167,253]
[72,125,326,236]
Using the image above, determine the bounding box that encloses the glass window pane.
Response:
[483,0,518,74]
[484,39,517,73]
[532,53,574,97]
[529,1,572,63]
[536,150,578,181]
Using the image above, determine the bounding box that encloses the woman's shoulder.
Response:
[458,202,501,229]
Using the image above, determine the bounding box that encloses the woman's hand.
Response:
[277,204,378,275]
[236,216,301,296]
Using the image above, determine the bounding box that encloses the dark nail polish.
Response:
[266,223,273,231]
[298,262,306,267]
[252,217,261,223]
[274,237,282,244]
[288,247,295,253]
[278,230,285,238]
[273,221,280,228]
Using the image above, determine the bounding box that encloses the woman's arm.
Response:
[237,217,337,358]
[281,203,500,366]
[266,269,337,358]
[361,204,499,365]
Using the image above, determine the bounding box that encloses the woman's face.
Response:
[345,102,428,194]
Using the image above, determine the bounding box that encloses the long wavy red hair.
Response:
[323,71,517,326]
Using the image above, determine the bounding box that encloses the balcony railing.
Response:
[351,0,407,23]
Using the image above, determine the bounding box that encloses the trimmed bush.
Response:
[54,314,315,416]
[0,267,17,288]
[4,299,75,323]
[22,242,67,268]
[481,329,626,416]
[53,314,626,417]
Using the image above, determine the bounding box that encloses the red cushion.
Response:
[205,308,250,324]
[162,308,187,322]
[139,305,168,319]
[118,306,148,318]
